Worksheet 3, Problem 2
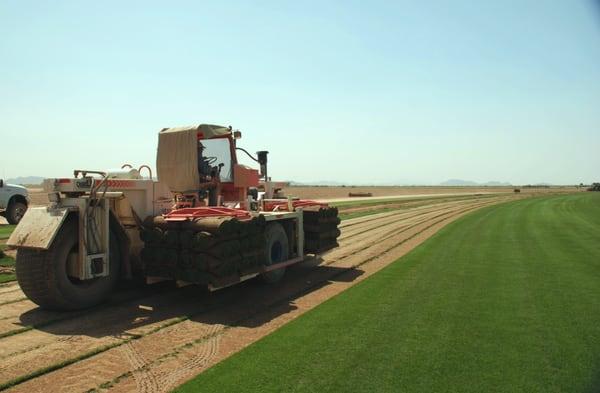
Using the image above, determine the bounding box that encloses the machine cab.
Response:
[156,124,260,208]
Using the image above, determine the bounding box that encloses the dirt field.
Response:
[20,185,579,209]
[0,193,527,392]
[282,185,578,200]
[21,188,46,207]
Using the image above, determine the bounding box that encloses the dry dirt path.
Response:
[317,191,496,204]
[0,194,521,392]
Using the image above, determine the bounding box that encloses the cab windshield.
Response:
[201,138,233,182]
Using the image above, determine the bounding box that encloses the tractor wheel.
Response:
[260,222,288,284]
[16,219,121,310]
[6,201,27,225]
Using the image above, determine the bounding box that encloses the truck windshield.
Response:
[201,138,233,182]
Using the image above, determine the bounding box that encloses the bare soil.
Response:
[19,185,580,211]
[0,194,526,393]
[283,185,578,200]
[24,188,47,207]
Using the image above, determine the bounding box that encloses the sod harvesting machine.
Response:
[8,124,340,310]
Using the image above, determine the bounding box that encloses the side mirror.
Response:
[0,179,3,188]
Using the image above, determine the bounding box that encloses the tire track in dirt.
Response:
[0,285,21,297]
[0,285,244,382]
[0,283,183,339]
[338,195,497,229]
[0,196,520,392]
[338,197,502,241]
[120,342,160,393]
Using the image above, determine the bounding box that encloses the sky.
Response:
[1,1,599,185]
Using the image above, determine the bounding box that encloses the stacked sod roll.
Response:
[140,215,267,286]
[302,206,341,254]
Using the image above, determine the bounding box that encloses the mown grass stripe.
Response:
[175,193,600,393]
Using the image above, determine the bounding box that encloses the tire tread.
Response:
[16,247,72,309]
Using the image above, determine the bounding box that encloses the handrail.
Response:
[138,165,153,179]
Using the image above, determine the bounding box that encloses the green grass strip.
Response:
[176,193,600,393]
[0,225,15,240]
[0,256,15,267]
[0,274,15,284]
[1,242,16,282]
[0,243,16,283]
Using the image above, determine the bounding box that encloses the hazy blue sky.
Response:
[1,1,599,185]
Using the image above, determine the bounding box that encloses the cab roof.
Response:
[160,124,231,140]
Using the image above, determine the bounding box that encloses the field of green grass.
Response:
[0,225,16,240]
[177,193,600,392]
[0,245,16,283]
[0,225,16,283]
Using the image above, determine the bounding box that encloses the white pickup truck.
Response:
[0,179,29,224]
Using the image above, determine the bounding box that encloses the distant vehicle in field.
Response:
[0,179,29,224]
[348,192,373,197]
[588,183,600,192]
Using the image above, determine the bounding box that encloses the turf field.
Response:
[176,193,600,392]
[0,225,16,283]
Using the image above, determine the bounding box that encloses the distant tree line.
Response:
[588,183,600,192]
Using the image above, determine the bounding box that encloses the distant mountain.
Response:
[5,176,45,185]
[440,179,512,186]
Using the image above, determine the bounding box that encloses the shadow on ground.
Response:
[18,258,364,339]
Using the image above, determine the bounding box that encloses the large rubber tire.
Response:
[16,219,121,310]
[260,222,288,284]
[6,201,27,225]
